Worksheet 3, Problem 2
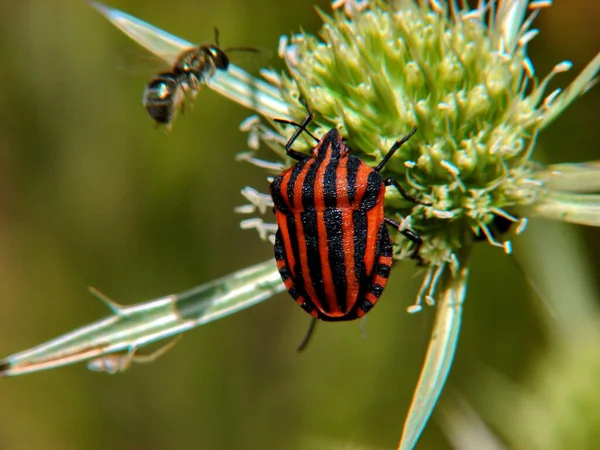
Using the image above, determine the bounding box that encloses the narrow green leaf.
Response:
[398,245,471,450]
[0,259,284,377]
[524,192,600,226]
[535,161,600,193]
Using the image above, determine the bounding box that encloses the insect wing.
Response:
[91,2,194,66]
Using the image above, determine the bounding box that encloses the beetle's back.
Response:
[271,153,388,320]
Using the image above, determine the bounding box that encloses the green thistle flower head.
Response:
[279,0,540,245]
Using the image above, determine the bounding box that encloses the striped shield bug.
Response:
[270,111,430,323]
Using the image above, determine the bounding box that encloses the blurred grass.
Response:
[0,1,598,449]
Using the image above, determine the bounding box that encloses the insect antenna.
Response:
[274,118,320,143]
[214,27,221,47]
[296,317,318,352]
[225,46,261,53]
[213,27,260,53]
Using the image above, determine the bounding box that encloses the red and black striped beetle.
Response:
[270,112,429,322]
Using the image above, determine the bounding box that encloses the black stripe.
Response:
[300,301,314,313]
[378,224,393,257]
[346,155,360,205]
[275,231,295,289]
[324,209,348,313]
[274,230,285,261]
[323,151,339,209]
[286,159,308,209]
[288,286,301,300]
[315,129,343,160]
[359,171,384,211]
[301,208,329,313]
[370,283,384,298]
[279,266,292,281]
[301,158,320,210]
[360,299,374,312]
[285,214,306,296]
[376,263,391,279]
[353,209,368,292]
[270,176,289,214]
[320,310,358,322]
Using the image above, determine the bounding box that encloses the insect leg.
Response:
[384,178,431,206]
[296,317,318,352]
[274,112,314,161]
[384,217,424,265]
[132,335,182,364]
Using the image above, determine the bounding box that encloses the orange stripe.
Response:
[378,255,393,270]
[292,159,313,211]
[363,188,385,277]
[275,210,297,280]
[278,167,294,211]
[340,209,357,306]
[353,162,371,204]
[356,309,367,319]
[371,274,388,290]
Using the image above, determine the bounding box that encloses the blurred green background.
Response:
[0,1,599,449]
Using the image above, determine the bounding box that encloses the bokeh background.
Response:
[0,1,599,449]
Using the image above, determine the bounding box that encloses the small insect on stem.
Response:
[142,28,259,133]
[270,103,431,342]
[85,287,182,374]
[87,336,182,375]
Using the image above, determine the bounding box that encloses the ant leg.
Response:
[274,112,313,161]
[384,178,431,206]
[384,217,424,265]
[373,127,417,172]
[133,335,182,364]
